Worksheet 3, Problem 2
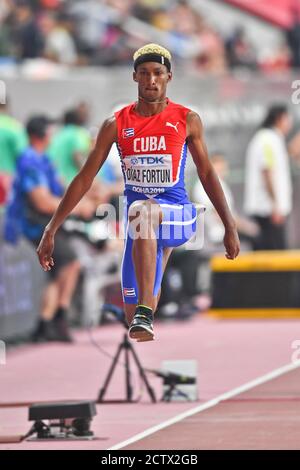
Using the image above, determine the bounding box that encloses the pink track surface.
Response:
[0,314,299,450]
[124,367,300,450]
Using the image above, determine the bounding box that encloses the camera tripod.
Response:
[97,305,156,404]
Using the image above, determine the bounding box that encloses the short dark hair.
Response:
[26,115,51,138]
[63,109,81,125]
[260,104,289,129]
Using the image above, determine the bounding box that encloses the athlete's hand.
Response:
[37,229,55,271]
[223,226,240,260]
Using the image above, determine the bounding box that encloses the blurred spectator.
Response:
[150,7,172,32]
[244,105,294,250]
[11,0,44,60]
[226,27,257,69]
[133,0,162,23]
[93,0,138,66]
[151,0,226,72]
[94,25,135,66]
[3,0,299,73]
[40,0,62,9]
[0,176,7,205]
[171,0,197,38]
[68,0,111,59]
[40,11,78,65]
[69,0,136,65]
[0,98,28,205]
[48,108,91,184]
[75,100,91,128]
[0,0,11,18]
[106,0,134,17]
[96,103,126,214]
[48,106,112,206]
[194,18,227,73]
[0,99,28,176]
[286,0,300,68]
[259,42,290,73]
[4,114,95,342]
[0,0,14,58]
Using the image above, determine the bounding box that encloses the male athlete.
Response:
[37,44,240,342]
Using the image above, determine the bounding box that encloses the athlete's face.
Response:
[133,62,172,102]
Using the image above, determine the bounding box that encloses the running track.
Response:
[0,314,299,449]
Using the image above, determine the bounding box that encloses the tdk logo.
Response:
[130,158,139,165]
[137,156,165,165]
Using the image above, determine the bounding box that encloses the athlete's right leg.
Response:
[124,200,163,341]
[122,200,175,341]
[129,199,163,309]
[124,200,196,340]
[123,246,173,326]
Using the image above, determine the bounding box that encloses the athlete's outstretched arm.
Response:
[187,111,240,259]
[37,116,117,270]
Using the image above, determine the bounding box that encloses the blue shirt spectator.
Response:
[4,145,63,243]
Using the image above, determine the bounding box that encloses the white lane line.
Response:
[108,359,300,450]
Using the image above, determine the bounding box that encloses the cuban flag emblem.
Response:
[123,128,135,138]
[123,287,136,297]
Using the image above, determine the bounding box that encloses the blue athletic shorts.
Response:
[121,197,197,304]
